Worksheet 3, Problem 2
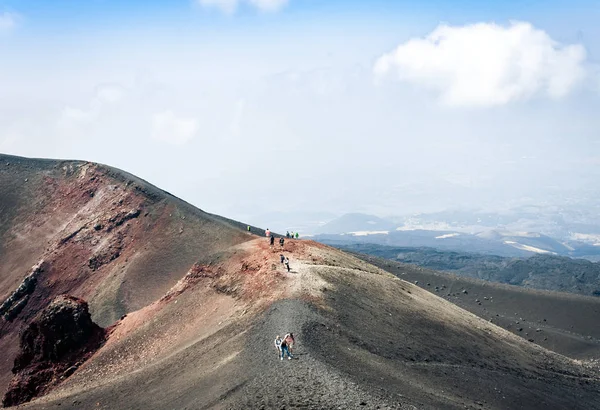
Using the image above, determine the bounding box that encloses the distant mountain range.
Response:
[312,213,394,235]
[330,243,600,298]
[311,212,600,260]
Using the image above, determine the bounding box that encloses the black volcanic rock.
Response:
[3,295,105,407]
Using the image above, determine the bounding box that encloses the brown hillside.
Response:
[0,154,257,397]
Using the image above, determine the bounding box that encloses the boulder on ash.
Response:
[2,295,106,407]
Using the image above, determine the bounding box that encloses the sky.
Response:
[1,0,599,230]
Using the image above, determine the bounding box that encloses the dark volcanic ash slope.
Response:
[356,253,600,361]
[0,154,256,396]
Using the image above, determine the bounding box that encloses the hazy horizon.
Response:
[1,0,599,228]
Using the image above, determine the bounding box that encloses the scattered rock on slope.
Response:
[0,261,46,322]
[2,295,106,407]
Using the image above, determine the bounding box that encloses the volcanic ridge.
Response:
[0,153,599,409]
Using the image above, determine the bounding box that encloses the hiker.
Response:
[280,254,285,264]
[295,232,299,239]
[280,334,294,360]
[274,335,283,357]
[285,333,295,354]
[265,228,271,238]
[284,257,290,272]
[270,235,275,247]
[279,237,285,248]
[286,231,290,238]
[247,225,251,233]
[290,231,294,240]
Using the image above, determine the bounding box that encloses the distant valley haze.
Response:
[1,0,599,235]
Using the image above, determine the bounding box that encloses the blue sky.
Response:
[4,1,598,36]
[1,0,599,229]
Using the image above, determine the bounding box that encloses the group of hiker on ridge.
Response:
[264,229,299,241]
[243,228,296,360]
[274,333,295,360]
[246,226,299,241]
[264,228,300,272]
[245,226,299,272]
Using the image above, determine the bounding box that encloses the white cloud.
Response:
[0,132,19,152]
[0,12,18,32]
[58,84,126,127]
[374,22,587,106]
[197,0,288,13]
[152,110,198,145]
[96,84,125,104]
[247,0,288,11]
[61,106,97,124]
[229,98,246,136]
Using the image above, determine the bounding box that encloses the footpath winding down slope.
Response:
[1,154,599,409]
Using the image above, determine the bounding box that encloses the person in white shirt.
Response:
[274,335,282,358]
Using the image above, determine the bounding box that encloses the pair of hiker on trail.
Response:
[268,235,284,249]
[280,254,291,272]
[267,230,290,250]
[274,333,295,360]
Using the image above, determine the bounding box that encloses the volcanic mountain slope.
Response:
[1,154,599,409]
[357,253,600,362]
[0,154,259,398]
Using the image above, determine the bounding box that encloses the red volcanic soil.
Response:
[1,154,599,409]
[0,154,256,398]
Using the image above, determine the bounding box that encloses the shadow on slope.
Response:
[300,252,600,409]
[355,253,600,361]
